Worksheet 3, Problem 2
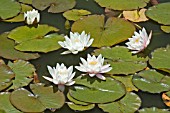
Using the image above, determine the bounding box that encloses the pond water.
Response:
[0,0,170,113]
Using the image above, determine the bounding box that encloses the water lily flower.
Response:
[75,54,112,80]
[125,27,152,54]
[43,63,76,91]
[24,9,40,25]
[58,31,94,54]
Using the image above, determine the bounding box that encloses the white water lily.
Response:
[125,27,152,54]
[43,63,76,91]
[58,31,94,54]
[24,9,40,25]
[75,54,112,80]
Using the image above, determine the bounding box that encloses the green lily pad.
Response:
[8,25,59,43]
[10,88,45,112]
[72,15,135,47]
[69,76,126,103]
[15,33,64,53]
[4,4,33,22]
[67,93,89,105]
[93,46,147,74]
[138,107,170,113]
[30,83,65,110]
[63,9,91,21]
[8,60,35,89]
[0,0,21,19]
[132,69,170,93]
[67,102,95,111]
[94,0,148,10]
[0,33,40,60]
[0,92,22,113]
[98,92,141,113]
[0,64,14,91]
[146,3,170,25]
[149,46,170,73]
[19,0,32,4]
[111,75,138,92]
[161,26,170,33]
[32,0,76,13]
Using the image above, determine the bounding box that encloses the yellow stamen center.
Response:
[89,61,98,65]
[74,39,80,42]
[135,38,140,43]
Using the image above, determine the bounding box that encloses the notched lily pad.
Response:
[0,33,40,60]
[63,9,91,21]
[95,0,148,10]
[132,69,170,93]
[67,102,95,111]
[98,92,141,113]
[93,46,147,74]
[138,107,170,113]
[32,0,76,13]
[72,15,135,47]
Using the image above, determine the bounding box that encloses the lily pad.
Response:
[8,60,35,89]
[132,69,170,93]
[161,26,170,33]
[149,46,170,73]
[72,15,135,47]
[67,93,89,105]
[94,0,148,10]
[0,0,21,19]
[63,9,91,21]
[0,33,40,60]
[19,0,32,4]
[123,8,148,22]
[138,107,170,113]
[146,3,170,25]
[15,33,64,53]
[93,46,147,74]
[69,76,126,103]
[8,24,59,43]
[10,88,45,112]
[0,92,22,113]
[30,83,65,110]
[98,92,141,113]
[32,0,76,13]
[67,102,95,111]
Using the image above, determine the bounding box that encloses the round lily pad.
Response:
[98,92,141,113]
[161,26,170,33]
[132,69,170,93]
[149,46,170,73]
[67,93,89,105]
[95,0,148,10]
[146,3,170,25]
[69,76,126,103]
[32,0,76,13]
[67,102,95,111]
[93,46,147,74]
[0,33,40,60]
[0,0,21,19]
[138,107,170,113]
[63,9,91,21]
[72,15,135,47]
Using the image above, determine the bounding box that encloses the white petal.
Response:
[65,80,75,86]
[75,66,87,72]
[43,76,53,82]
[58,41,65,48]
[80,57,88,65]
[89,73,96,77]
[61,50,72,55]
[86,38,94,47]
[47,66,55,78]
[101,67,112,73]
[72,50,79,54]
[96,74,106,80]
[68,72,76,82]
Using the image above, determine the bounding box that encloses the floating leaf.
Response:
[67,93,89,105]
[15,33,64,53]
[0,92,22,113]
[10,88,45,112]
[0,0,21,19]
[132,69,170,93]
[63,9,91,21]
[111,75,138,92]
[138,107,170,113]
[30,83,65,110]
[8,60,35,89]
[94,0,148,10]
[72,15,135,47]
[149,46,170,73]
[161,26,170,33]
[32,0,76,13]
[123,8,148,22]
[8,25,59,43]
[19,0,32,4]
[93,46,147,74]
[146,3,170,25]
[0,33,40,60]
[162,91,170,107]
[98,92,141,113]
[67,102,95,111]
[69,76,126,103]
